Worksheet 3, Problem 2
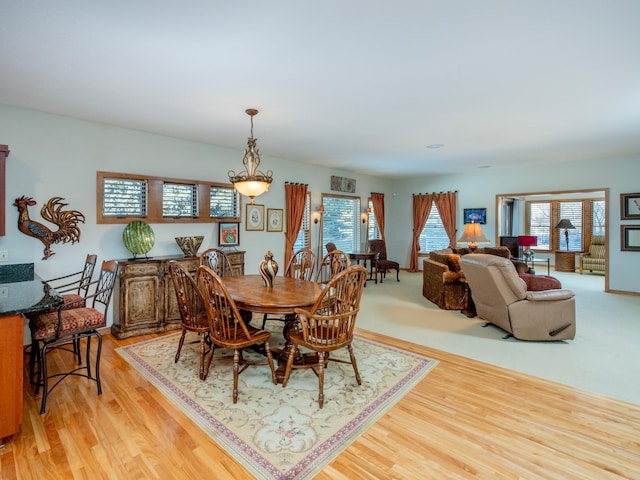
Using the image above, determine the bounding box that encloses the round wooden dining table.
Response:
[221,274,324,383]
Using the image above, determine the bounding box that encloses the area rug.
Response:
[116,329,438,479]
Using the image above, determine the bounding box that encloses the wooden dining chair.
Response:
[314,249,351,284]
[199,248,235,277]
[28,260,119,414]
[197,265,277,403]
[282,265,368,408]
[168,261,212,380]
[261,248,316,329]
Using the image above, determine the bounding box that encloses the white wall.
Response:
[1,103,637,334]
[0,104,391,329]
[388,157,640,293]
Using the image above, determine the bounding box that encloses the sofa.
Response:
[422,246,560,311]
[459,254,575,341]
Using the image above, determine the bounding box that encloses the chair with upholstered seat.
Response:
[367,239,400,283]
[579,235,605,275]
[315,249,350,284]
[282,265,368,408]
[44,254,98,309]
[29,260,118,413]
[199,248,235,276]
[168,261,212,380]
[197,265,277,403]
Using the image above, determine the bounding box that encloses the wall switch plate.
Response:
[0,251,8,262]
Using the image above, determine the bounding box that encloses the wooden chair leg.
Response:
[317,352,325,409]
[198,333,207,380]
[263,342,277,384]
[282,344,296,388]
[232,349,240,403]
[175,329,187,363]
[347,344,362,385]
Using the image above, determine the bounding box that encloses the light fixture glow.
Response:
[457,221,490,252]
[228,108,273,204]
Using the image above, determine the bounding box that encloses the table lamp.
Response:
[457,221,490,252]
[517,235,537,261]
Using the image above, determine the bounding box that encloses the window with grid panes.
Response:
[293,192,311,251]
[321,194,360,252]
[418,201,449,252]
[210,185,240,219]
[162,182,198,218]
[102,177,148,217]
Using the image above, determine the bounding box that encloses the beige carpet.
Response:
[116,329,437,479]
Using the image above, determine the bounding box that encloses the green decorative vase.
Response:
[123,221,155,259]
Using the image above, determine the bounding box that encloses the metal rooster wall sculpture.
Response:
[13,196,85,260]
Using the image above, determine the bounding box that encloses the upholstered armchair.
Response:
[459,254,575,341]
[579,235,605,275]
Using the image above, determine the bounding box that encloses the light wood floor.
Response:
[2,329,639,480]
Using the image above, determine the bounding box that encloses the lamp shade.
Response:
[517,235,538,247]
[457,221,490,251]
[555,219,575,230]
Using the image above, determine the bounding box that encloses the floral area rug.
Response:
[116,328,438,479]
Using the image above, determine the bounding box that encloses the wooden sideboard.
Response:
[111,252,244,339]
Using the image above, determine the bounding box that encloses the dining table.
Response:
[220,274,324,383]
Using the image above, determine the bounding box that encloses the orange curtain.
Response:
[434,191,458,248]
[371,192,385,243]
[409,193,433,271]
[284,182,308,272]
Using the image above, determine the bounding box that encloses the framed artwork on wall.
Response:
[463,208,486,224]
[219,222,240,247]
[620,193,640,220]
[267,208,283,232]
[246,204,265,231]
[621,225,640,251]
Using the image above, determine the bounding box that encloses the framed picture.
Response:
[330,175,356,193]
[246,204,265,231]
[267,208,284,232]
[620,193,640,220]
[621,225,640,251]
[463,208,486,224]
[219,222,240,247]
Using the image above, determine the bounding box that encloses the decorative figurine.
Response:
[259,251,278,287]
[13,196,85,260]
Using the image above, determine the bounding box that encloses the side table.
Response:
[555,251,578,272]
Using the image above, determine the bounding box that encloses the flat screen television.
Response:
[499,236,519,258]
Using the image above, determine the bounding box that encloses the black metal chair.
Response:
[28,260,119,413]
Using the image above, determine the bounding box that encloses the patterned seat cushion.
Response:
[30,308,105,340]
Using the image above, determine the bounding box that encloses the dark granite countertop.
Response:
[0,263,64,315]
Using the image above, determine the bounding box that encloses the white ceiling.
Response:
[1,1,639,178]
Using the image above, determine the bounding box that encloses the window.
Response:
[210,185,240,219]
[101,177,147,217]
[528,202,551,250]
[367,199,380,241]
[591,200,606,237]
[525,198,606,252]
[97,171,240,224]
[418,201,449,252]
[163,182,197,218]
[321,194,360,252]
[558,201,583,251]
[293,192,311,251]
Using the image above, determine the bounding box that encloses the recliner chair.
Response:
[459,254,576,341]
